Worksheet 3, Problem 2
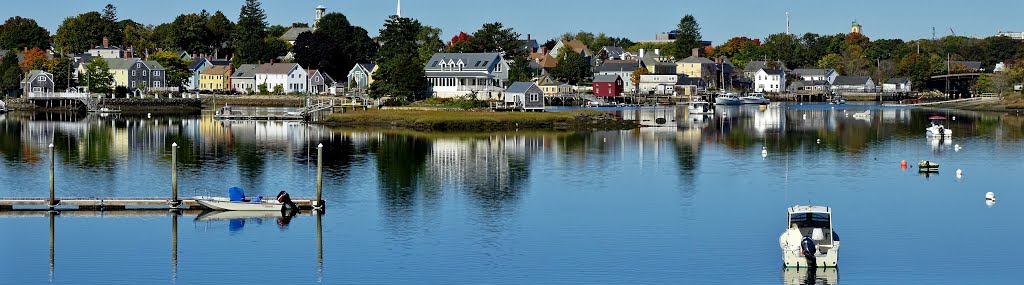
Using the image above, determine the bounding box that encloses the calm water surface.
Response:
[2,104,1024,284]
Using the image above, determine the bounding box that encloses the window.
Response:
[153,71,160,76]
[143,70,147,76]
[38,76,46,82]
[132,70,136,76]
[131,81,136,88]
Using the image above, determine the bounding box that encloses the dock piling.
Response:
[48,143,56,208]
[170,143,180,208]
[315,143,324,209]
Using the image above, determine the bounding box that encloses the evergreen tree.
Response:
[673,15,702,59]
[369,16,430,101]
[232,0,269,66]
[100,4,124,46]
[0,51,21,96]
[206,11,235,56]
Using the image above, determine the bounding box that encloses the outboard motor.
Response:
[801,236,817,267]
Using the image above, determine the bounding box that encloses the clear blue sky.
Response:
[5,0,1024,45]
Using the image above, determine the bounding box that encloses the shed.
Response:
[504,82,545,111]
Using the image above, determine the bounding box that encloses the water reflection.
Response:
[782,267,839,285]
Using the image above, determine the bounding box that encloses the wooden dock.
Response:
[0,197,321,211]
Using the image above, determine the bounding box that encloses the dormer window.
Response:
[38,76,46,82]
[495,62,502,72]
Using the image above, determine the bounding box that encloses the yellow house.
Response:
[676,56,716,80]
[200,65,232,91]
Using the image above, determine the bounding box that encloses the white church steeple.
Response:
[397,0,402,17]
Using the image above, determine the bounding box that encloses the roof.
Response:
[424,53,502,71]
[677,55,715,64]
[188,58,209,70]
[601,46,625,57]
[887,78,911,84]
[231,64,258,78]
[792,69,833,76]
[209,59,231,66]
[948,61,983,70]
[833,76,872,85]
[102,58,139,70]
[562,39,593,56]
[745,61,787,72]
[759,68,784,75]
[790,80,828,88]
[281,27,314,41]
[21,70,49,84]
[595,60,640,73]
[256,63,300,75]
[143,60,164,70]
[359,63,376,72]
[201,65,230,75]
[676,77,705,86]
[593,74,621,83]
[505,82,538,94]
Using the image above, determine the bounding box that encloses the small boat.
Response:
[829,96,847,105]
[852,110,871,119]
[714,93,743,105]
[926,116,952,138]
[741,93,770,104]
[780,205,840,268]
[688,100,714,114]
[918,160,940,172]
[90,107,121,113]
[194,187,284,211]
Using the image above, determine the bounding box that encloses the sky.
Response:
[4,0,1024,45]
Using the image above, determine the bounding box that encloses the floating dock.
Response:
[0,197,320,211]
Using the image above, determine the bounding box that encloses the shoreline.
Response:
[316,109,638,132]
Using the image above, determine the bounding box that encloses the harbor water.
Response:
[1,104,1023,284]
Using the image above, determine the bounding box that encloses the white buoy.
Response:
[816,139,821,144]
[953,116,957,121]
[603,138,607,143]
[956,169,963,176]
[147,113,152,118]
[986,192,996,201]
[762,146,768,158]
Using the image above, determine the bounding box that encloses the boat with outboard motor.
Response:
[918,160,940,172]
[780,205,840,268]
[194,187,285,211]
[926,116,952,138]
[715,93,743,105]
[688,99,714,114]
[740,93,770,105]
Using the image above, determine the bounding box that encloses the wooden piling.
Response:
[171,143,179,207]
[315,143,324,209]
[48,143,56,208]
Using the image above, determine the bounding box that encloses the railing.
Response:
[456,85,503,92]
[26,92,89,99]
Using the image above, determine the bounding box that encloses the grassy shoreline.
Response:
[318,110,638,131]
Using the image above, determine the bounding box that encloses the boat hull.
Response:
[741,98,770,104]
[715,98,742,105]
[781,244,840,268]
[196,198,284,211]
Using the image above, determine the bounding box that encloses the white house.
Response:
[639,74,678,95]
[832,76,876,92]
[792,68,837,84]
[754,68,786,93]
[424,53,509,99]
[883,78,912,93]
[255,63,307,94]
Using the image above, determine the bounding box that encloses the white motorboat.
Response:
[714,93,743,105]
[741,93,770,105]
[688,100,714,114]
[194,187,284,211]
[829,96,847,105]
[925,116,952,138]
[780,205,840,268]
[852,110,871,119]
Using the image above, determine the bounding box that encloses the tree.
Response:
[448,32,473,52]
[206,11,235,56]
[54,12,107,54]
[82,58,114,94]
[44,57,73,91]
[169,13,211,54]
[266,25,289,38]
[673,15,702,59]
[293,12,376,76]
[19,48,48,71]
[631,67,649,93]
[0,17,51,50]
[149,51,190,88]
[232,0,269,66]
[762,33,804,67]
[840,45,871,76]
[100,4,124,46]
[897,53,933,90]
[417,25,444,63]
[369,16,430,101]
[551,46,589,85]
[123,24,156,55]
[0,51,21,95]
[507,54,532,83]
[470,22,522,60]
[817,53,842,70]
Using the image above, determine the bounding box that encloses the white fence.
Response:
[26,92,90,99]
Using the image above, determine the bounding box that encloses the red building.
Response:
[593,74,624,97]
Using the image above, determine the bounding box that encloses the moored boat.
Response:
[925,116,952,138]
[688,100,714,114]
[918,160,940,172]
[715,93,743,105]
[780,205,840,268]
[194,187,284,211]
[740,93,770,104]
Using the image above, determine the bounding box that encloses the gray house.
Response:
[307,69,329,94]
[504,82,545,111]
[231,64,258,94]
[22,70,54,95]
[425,53,509,99]
[832,76,876,92]
[346,63,375,89]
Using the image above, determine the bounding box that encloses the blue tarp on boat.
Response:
[229,187,246,202]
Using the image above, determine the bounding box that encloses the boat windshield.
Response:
[789,212,830,229]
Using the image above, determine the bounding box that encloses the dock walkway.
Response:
[0,197,319,211]
[882,97,989,107]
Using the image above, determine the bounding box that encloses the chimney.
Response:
[639,48,645,58]
[541,47,547,54]
[102,37,109,48]
[655,49,660,56]
[527,34,531,41]
[692,48,699,57]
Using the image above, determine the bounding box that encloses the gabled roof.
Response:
[282,27,314,41]
[231,64,258,78]
[102,58,139,70]
[188,58,209,70]
[677,55,715,64]
[790,80,828,88]
[359,63,376,72]
[562,39,593,57]
[209,59,231,66]
[745,61,787,72]
[424,53,503,71]
[595,60,640,73]
[505,82,538,94]
[21,70,50,84]
[536,75,565,86]
[143,60,164,70]
[201,65,230,75]
[601,46,625,57]
[759,68,784,75]
[256,63,300,75]
[833,76,872,85]
[887,78,911,84]
[593,74,621,83]
[792,69,834,76]
[948,61,983,70]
